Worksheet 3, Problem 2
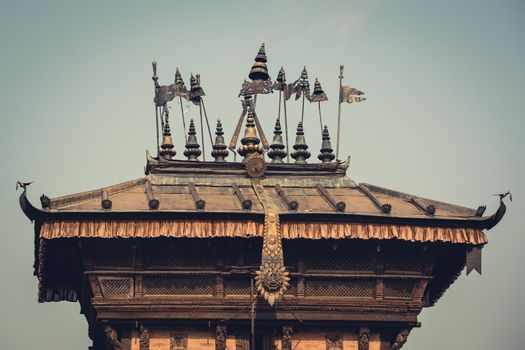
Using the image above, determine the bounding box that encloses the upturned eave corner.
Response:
[19,190,42,222]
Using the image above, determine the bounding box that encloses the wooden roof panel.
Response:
[25,168,498,226]
[109,191,148,211]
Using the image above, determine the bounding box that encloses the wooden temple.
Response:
[19,44,507,350]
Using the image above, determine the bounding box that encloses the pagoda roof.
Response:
[19,154,505,245]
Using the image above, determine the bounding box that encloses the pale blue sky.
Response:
[0,1,524,349]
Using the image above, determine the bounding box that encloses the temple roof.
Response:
[20,154,505,233]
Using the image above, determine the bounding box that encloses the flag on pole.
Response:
[339,86,366,104]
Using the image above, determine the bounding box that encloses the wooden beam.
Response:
[144,181,159,210]
[188,183,205,209]
[232,184,252,210]
[359,184,391,214]
[100,190,112,210]
[275,184,298,211]
[410,197,435,216]
[315,184,346,212]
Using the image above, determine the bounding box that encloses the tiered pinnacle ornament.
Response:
[248,43,270,81]
[183,119,202,161]
[189,74,205,104]
[295,66,311,123]
[239,43,273,96]
[268,119,287,163]
[159,120,176,160]
[318,126,335,163]
[211,120,229,162]
[238,111,264,160]
[291,121,311,163]
[310,78,328,135]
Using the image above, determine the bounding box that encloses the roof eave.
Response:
[19,191,506,231]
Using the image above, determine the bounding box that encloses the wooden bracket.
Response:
[233,184,252,210]
[144,181,159,210]
[275,184,298,211]
[101,190,112,210]
[410,197,435,216]
[188,183,205,209]
[315,184,345,212]
[359,184,391,213]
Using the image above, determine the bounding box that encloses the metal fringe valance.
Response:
[39,220,487,245]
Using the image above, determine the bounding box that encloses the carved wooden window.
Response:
[98,277,133,298]
[383,280,416,299]
[224,277,252,296]
[142,276,213,296]
[143,238,212,268]
[305,278,374,298]
[88,239,133,268]
[305,240,374,272]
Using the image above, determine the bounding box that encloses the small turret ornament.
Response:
[183,119,202,161]
[290,121,311,163]
[268,119,287,163]
[238,111,264,160]
[211,120,229,162]
[248,42,270,81]
[159,109,176,160]
[318,126,335,163]
[238,111,267,177]
[189,73,205,105]
[239,43,274,96]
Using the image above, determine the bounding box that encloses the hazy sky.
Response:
[1,1,524,349]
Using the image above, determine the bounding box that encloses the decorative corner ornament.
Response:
[245,153,267,178]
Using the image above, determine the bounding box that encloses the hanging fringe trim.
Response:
[39,220,487,245]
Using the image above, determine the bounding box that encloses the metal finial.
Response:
[183,119,202,161]
[238,111,264,160]
[189,73,205,103]
[318,125,335,163]
[290,121,311,163]
[276,66,286,83]
[211,119,229,162]
[300,66,308,81]
[313,78,323,95]
[190,73,198,90]
[174,67,185,87]
[152,61,158,81]
[249,43,270,81]
[268,118,287,163]
[310,78,328,102]
[160,118,176,160]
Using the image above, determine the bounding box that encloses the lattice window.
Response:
[384,252,421,272]
[89,239,133,267]
[143,276,213,295]
[224,278,252,296]
[284,278,297,297]
[99,278,132,297]
[384,280,415,299]
[305,252,374,271]
[305,279,374,298]
[283,240,297,269]
[304,240,374,272]
[246,239,262,266]
[144,238,210,268]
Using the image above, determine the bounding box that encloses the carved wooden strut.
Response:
[252,179,290,305]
